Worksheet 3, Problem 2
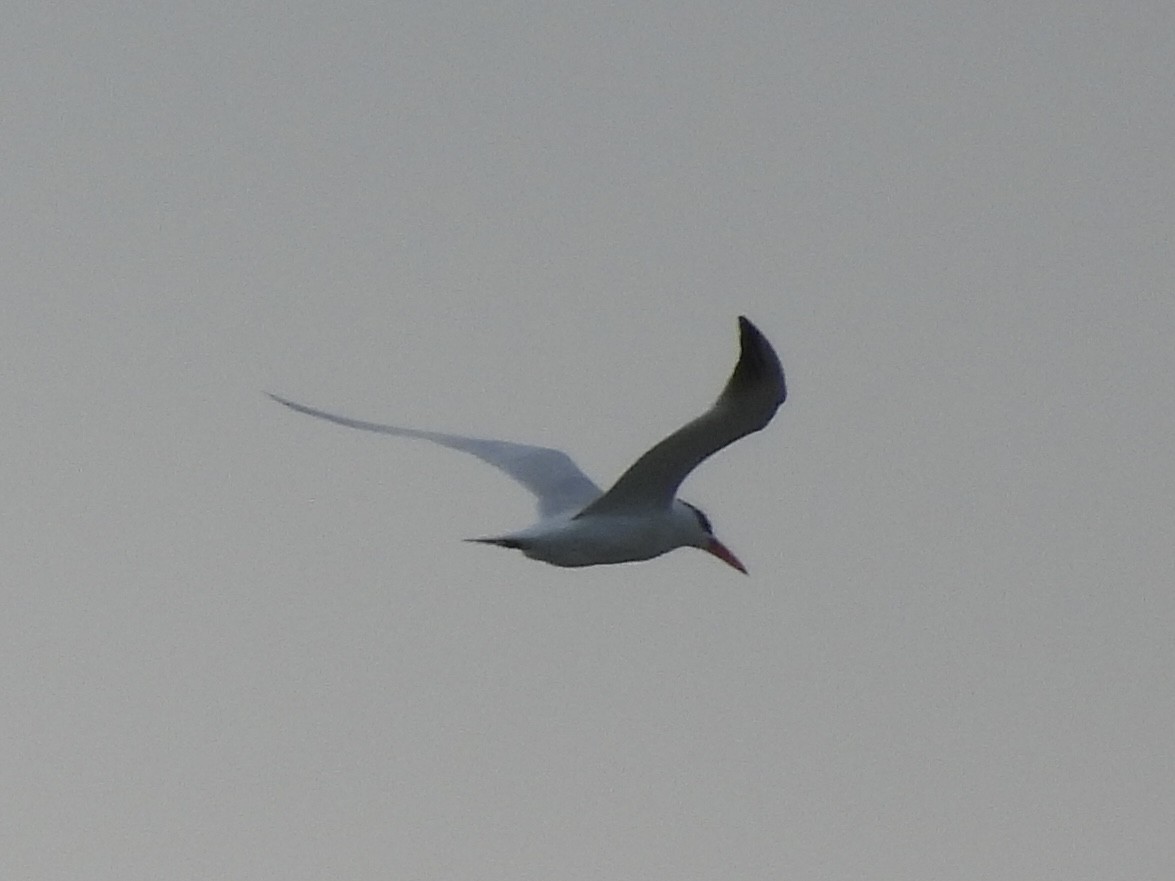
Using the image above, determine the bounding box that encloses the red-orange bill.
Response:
[705,538,747,574]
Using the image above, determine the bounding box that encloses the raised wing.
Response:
[575,316,785,517]
[267,393,601,519]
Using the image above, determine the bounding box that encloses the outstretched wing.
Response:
[267,393,602,519]
[575,316,785,517]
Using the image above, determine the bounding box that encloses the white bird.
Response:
[269,316,786,574]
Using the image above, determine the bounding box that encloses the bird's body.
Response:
[270,316,785,574]
[468,500,724,568]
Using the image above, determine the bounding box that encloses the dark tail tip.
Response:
[464,537,526,550]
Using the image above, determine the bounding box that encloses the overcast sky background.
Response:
[4,3,1173,879]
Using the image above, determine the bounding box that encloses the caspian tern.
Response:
[269,316,785,574]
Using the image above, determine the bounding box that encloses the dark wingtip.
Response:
[266,392,320,421]
[736,316,769,354]
[738,315,764,350]
[730,316,787,405]
[266,392,301,415]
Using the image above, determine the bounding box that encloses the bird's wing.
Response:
[575,316,785,517]
[267,393,602,519]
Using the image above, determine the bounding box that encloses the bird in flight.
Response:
[269,316,786,574]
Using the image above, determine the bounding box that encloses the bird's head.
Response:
[677,500,747,574]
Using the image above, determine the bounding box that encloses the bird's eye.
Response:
[684,502,712,534]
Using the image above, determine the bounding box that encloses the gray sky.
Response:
[5,2,1173,879]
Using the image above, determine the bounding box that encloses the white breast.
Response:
[512,512,688,568]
